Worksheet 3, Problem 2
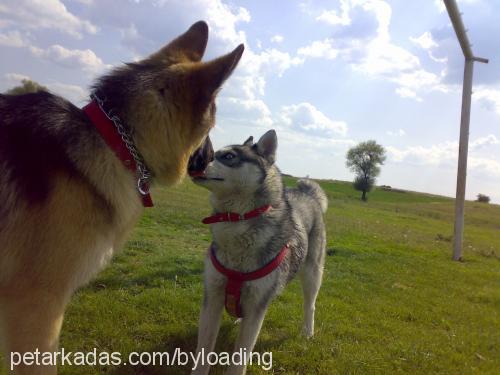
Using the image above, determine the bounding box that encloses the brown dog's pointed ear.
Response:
[243,136,253,146]
[149,21,209,63]
[194,43,244,103]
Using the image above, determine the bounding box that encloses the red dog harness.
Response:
[203,204,289,317]
[209,244,289,317]
[82,100,153,207]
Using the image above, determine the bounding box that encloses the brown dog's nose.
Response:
[188,136,214,176]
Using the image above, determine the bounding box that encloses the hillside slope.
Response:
[1,178,498,374]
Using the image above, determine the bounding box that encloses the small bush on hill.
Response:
[476,194,490,203]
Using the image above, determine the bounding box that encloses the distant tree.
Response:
[346,140,386,201]
[476,194,490,203]
[4,79,48,95]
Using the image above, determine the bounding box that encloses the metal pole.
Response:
[452,58,474,261]
[444,0,488,261]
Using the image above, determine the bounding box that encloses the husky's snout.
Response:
[188,136,214,176]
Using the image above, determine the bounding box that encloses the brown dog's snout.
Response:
[188,136,214,176]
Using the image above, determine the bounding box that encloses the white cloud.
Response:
[46,82,88,104]
[387,138,500,177]
[4,72,87,104]
[202,0,250,46]
[218,99,349,144]
[4,72,31,82]
[394,70,441,95]
[353,40,419,76]
[218,97,273,128]
[299,0,444,101]
[120,23,139,44]
[270,34,284,43]
[395,87,422,101]
[0,2,108,77]
[0,25,109,76]
[249,48,303,77]
[29,44,111,74]
[387,129,406,137]
[348,7,442,100]
[470,134,500,149]
[468,157,500,177]
[429,52,448,64]
[69,0,94,5]
[279,128,355,149]
[410,31,438,50]
[387,141,457,166]
[434,0,446,13]
[218,100,349,146]
[0,30,29,47]
[298,39,339,60]
[474,87,500,115]
[278,102,348,137]
[226,48,303,100]
[362,0,391,39]
[410,31,448,64]
[223,74,266,101]
[0,0,98,39]
[316,0,351,26]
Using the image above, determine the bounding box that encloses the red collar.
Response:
[202,205,272,224]
[209,243,289,317]
[82,100,153,207]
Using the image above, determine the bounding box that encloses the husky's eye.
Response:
[222,153,235,160]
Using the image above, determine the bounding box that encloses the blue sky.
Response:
[1,0,499,202]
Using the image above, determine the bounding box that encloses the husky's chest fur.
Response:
[208,194,288,273]
[211,218,276,271]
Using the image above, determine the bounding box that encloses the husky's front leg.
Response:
[226,309,267,375]
[191,287,224,375]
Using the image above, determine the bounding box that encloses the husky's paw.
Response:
[301,325,314,339]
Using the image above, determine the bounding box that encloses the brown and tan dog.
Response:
[0,21,243,374]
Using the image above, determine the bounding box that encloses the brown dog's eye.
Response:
[159,87,166,96]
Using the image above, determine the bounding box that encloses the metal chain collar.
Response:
[90,92,152,196]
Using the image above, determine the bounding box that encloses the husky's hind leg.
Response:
[0,287,67,375]
[300,228,326,338]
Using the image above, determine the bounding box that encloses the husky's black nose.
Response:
[188,136,214,176]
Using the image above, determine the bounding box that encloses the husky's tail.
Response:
[297,179,328,213]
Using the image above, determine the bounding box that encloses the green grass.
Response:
[1,179,499,374]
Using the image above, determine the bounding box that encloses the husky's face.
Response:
[193,130,277,195]
[94,21,243,185]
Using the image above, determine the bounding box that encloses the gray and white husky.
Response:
[191,130,327,375]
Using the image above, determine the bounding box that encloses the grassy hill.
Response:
[1,178,499,374]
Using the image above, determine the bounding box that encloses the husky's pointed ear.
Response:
[149,21,209,63]
[243,136,253,146]
[193,44,244,105]
[256,130,277,164]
